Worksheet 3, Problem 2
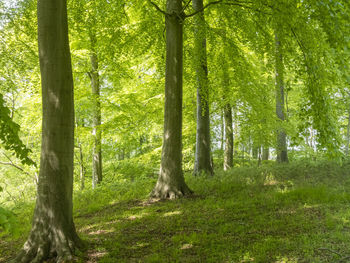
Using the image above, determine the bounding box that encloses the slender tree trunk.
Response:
[346,107,350,156]
[78,142,85,190]
[14,0,82,261]
[224,104,233,170]
[258,146,262,166]
[252,145,258,159]
[193,0,213,176]
[220,32,233,170]
[262,147,269,160]
[89,33,102,188]
[275,28,288,163]
[151,0,192,199]
[221,110,224,151]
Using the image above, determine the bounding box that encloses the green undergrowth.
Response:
[1,160,350,262]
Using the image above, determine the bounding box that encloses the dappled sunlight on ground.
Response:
[2,164,350,262]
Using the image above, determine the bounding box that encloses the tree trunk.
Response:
[275,28,288,163]
[262,147,269,160]
[221,110,224,151]
[14,0,82,261]
[224,104,233,170]
[78,142,85,191]
[252,145,258,159]
[192,0,213,176]
[89,33,102,188]
[151,0,192,199]
[346,105,350,156]
[258,146,262,166]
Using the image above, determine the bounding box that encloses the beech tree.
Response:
[192,0,213,176]
[13,0,82,261]
[151,0,192,198]
[89,29,103,188]
[274,24,288,163]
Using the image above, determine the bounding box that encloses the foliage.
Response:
[1,162,350,261]
[0,0,349,260]
[0,93,35,166]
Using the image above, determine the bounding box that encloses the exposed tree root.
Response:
[12,227,83,263]
[151,183,193,199]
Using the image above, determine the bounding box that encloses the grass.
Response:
[1,160,350,262]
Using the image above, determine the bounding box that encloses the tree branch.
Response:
[290,27,308,63]
[0,161,31,175]
[223,2,272,15]
[149,1,169,16]
[181,0,192,13]
[185,0,222,18]
[1,153,32,177]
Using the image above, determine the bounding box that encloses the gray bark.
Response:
[78,142,85,190]
[193,0,213,176]
[262,147,269,160]
[89,33,102,188]
[151,0,192,199]
[224,104,233,170]
[221,110,224,151]
[346,105,350,156]
[14,0,82,261]
[275,29,288,163]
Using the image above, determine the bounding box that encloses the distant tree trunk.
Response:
[258,146,262,166]
[224,104,233,170]
[220,32,233,170]
[119,148,125,160]
[78,142,85,190]
[151,0,192,199]
[252,145,258,159]
[346,105,350,156]
[221,110,224,151]
[14,0,82,261]
[193,0,213,176]
[262,147,269,160]
[89,33,102,188]
[275,28,288,163]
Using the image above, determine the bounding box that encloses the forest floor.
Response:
[1,161,350,262]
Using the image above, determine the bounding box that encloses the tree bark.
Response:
[346,104,350,156]
[275,28,288,163]
[14,0,82,261]
[78,142,85,191]
[192,0,213,176]
[252,145,258,159]
[89,33,103,188]
[221,110,224,151]
[262,147,269,160]
[224,104,233,170]
[151,0,192,199]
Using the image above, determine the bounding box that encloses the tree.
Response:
[14,0,82,261]
[224,104,233,170]
[274,23,288,163]
[89,30,103,188]
[192,0,213,176]
[151,0,192,199]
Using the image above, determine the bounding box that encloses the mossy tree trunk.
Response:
[275,27,288,163]
[14,0,82,261]
[151,0,192,199]
[193,0,213,176]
